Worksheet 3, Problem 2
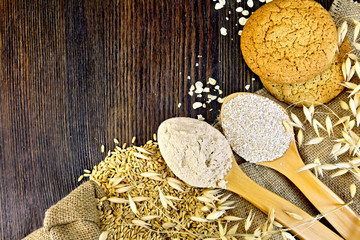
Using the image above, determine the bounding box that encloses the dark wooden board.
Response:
[0,0,338,238]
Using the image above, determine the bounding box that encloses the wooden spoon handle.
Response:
[225,162,342,240]
[260,141,360,239]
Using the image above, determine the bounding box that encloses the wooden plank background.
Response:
[0,0,338,238]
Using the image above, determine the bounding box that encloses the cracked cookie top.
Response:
[240,0,337,84]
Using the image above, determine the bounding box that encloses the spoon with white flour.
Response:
[220,92,360,239]
[157,117,342,240]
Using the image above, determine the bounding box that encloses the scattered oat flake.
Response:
[247,0,254,8]
[208,78,217,85]
[239,17,247,26]
[178,103,181,108]
[220,27,227,36]
[215,3,224,10]
[238,30,242,36]
[217,97,224,103]
[245,84,250,90]
[101,144,105,153]
[242,10,249,16]
[197,114,205,121]
[193,102,202,109]
[236,7,243,12]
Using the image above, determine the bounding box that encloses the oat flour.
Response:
[157,117,233,188]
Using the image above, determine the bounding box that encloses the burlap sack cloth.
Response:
[24,0,360,239]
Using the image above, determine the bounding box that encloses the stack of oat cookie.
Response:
[241,0,351,107]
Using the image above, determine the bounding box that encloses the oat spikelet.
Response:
[141,215,159,221]
[297,162,320,172]
[158,188,168,209]
[282,231,296,240]
[297,129,304,147]
[340,100,350,110]
[283,120,294,134]
[128,194,137,215]
[223,216,243,221]
[350,183,357,198]
[325,116,333,136]
[290,113,303,129]
[109,176,125,186]
[197,196,214,203]
[355,61,360,78]
[132,219,151,228]
[338,21,348,46]
[354,20,360,40]
[190,216,209,222]
[115,186,133,194]
[167,180,184,192]
[206,211,225,220]
[313,119,325,137]
[140,172,161,178]
[306,137,324,145]
[354,42,360,51]
[244,209,255,232]
[133,152,151,160]
[285,211,303,221]
[107,197,128,203]
[331,169,349,178]
[303,106,313,125]
[99,231,109,240]
[226,223,239,235]
[319,164,338,170]
[132,197,151,202]
[162,222,176,228]
[334,116,350,127]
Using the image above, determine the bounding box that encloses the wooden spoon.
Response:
[220,92,360,239]
[225,157,342,239]
[157,118,342,240]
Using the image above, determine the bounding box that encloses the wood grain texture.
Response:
[0,0,339,238]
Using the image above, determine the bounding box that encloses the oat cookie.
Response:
[241,0,338,84]
[261,39,352,107]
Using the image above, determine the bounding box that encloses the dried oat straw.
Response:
[157,117,232,188]
[222,93,293,163]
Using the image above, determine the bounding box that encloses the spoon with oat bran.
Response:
[220,92,360,239]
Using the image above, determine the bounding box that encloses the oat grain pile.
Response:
[157,117,233,189]
[222,93,293,163]
[83,138,240,240]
